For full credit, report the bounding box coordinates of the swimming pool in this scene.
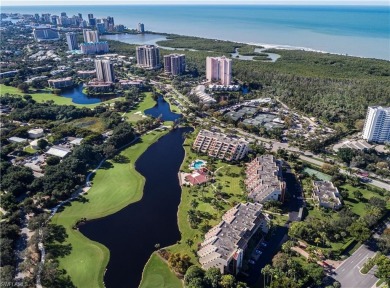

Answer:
[191,160,206,170]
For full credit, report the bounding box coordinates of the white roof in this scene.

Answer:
[70,138,83,145]
[28,128,44,134]
[8,136,28,143]
[46,146,70,158]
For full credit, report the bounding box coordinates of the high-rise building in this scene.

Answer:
[61,12,67,17]
[136,45,160,69]
[95,59,115,83]
[51,15,58,26]
[164,54,186,76]
[33,27,60,42]
[88,14,94,19]
[362,106,390,143]
[83,29,99,42]
[78,13,83,19]
[107,16,114,26]
[96,23,106,34]
[206,56,232,85]
[89,18,96,27]
[65,32,78,51]
[137,23,145,33]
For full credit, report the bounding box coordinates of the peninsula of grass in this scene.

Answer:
[0,84,123,108]
[50,130,168,288]
[124,92,156,123]
[139,253,182,288]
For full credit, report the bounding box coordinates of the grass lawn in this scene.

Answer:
[0,84,122,108]
[69,117,106,133]
[124,92,156,123]
[341,184,390,217]
[139,253,182,288]
[50,130,168,288]
[24,146,37,154]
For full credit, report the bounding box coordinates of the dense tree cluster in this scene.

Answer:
[184,266,248,288]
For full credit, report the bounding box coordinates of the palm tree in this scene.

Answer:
[262,264,272,287]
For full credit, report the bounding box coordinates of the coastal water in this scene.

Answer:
[2,5,389,60]
[60,84,116,104]
[144,95,181,121]
[80,126,192,288]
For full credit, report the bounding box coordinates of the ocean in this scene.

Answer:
[2,5,389,60]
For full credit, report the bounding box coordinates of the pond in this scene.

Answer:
[101,33,167,46]
[60,84,117,104]
[79,127,193,288]
[144,95,181,121]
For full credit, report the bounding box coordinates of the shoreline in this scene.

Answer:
[108,31,389,61]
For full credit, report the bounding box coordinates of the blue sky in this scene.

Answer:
[2,0,388,5]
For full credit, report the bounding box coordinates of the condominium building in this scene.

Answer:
[198,203,269,275]
[245,155,286,203]
[164,54,186,75]
[77,70,97,78]
[83,29,99,42]
[206,56,232,85]
[138,23,145,33]
[48,77,73,89]
[362,106,390,143]
[136,45,160,69]
[33,27,60,42]
[312,181,342,210]
[80,42,109,54]
[95,59,115,83]
[192,129,249,161]
[65,32,78,51]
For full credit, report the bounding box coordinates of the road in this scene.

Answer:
[333,244,378,288]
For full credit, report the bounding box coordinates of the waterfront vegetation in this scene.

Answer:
[139,253,182,288]
[0,84,122,108]
[51,130,168,288]
[123,92,156,123]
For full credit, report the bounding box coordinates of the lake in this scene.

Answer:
[79,127,192,288]
[60,84,116,104]
[101,33,167,46]
[144,95,181,121]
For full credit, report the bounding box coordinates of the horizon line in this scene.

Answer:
[2,3,389,6]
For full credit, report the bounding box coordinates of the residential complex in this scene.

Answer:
[362,106,390,143]
[33,27,60,42]
[312,181,342,210]
[65,32,78,51]
[77,70,97,78]
[83,29,99,42]
[206,56,232,85]
[80,42,109,54]
[192,129,249,161]
[95,59,115,82]
[164,54,186,76]
[48,77,73,89]
[136,45,160,69]
[245,155,286,203]
[198,203,269,275]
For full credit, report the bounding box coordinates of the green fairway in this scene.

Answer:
[124,92,156,123]
[0,84,122,108]
[51,130,167,288]
[139,253,182,288]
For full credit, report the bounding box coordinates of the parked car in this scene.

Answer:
[248,260,255,265]
[260,242,268,247]
[255,250,262,255]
